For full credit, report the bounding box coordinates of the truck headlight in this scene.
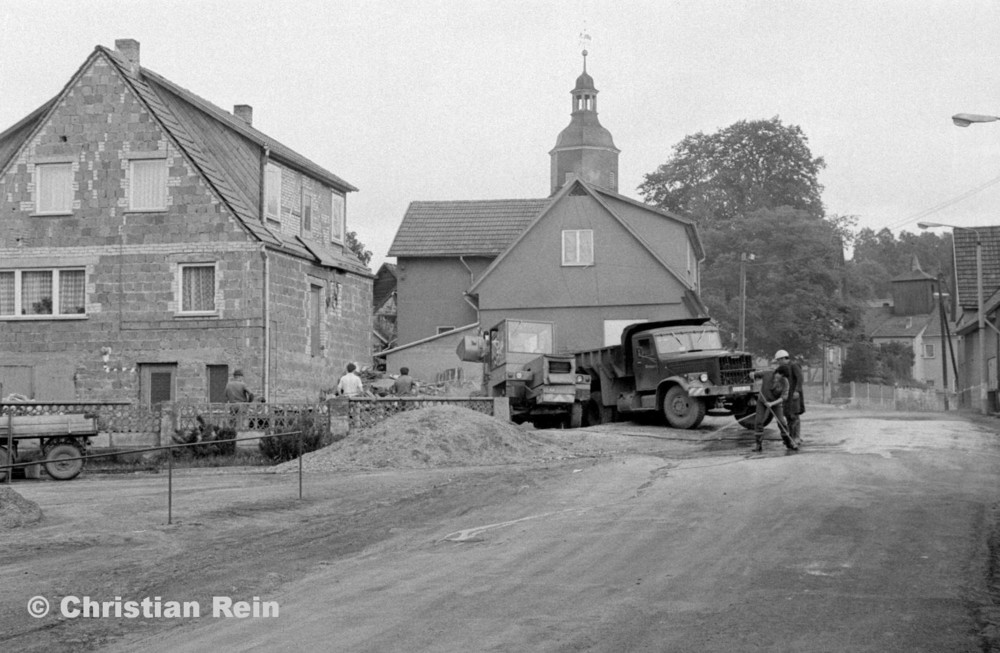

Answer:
[699,373,709,383]
[515,371,524,379]
[576,375,584,383]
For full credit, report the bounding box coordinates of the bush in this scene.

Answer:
[172,416,237,458]
[259,411,337,463]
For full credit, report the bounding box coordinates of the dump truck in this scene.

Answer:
[457,319,591,428]
[574,317,759,429]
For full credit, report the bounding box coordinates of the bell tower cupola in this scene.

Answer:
[549,35,620,195]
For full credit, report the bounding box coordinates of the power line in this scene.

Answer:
[884,173,1000,231]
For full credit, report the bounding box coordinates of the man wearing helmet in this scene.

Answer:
[774,349,805,447]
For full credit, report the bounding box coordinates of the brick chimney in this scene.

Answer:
[233,105,253,126]
[114,39,140,72]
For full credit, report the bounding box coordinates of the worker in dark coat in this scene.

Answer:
[774,350,805,447]
[752,365,795,452]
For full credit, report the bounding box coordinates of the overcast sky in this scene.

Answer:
[3,0,1000,270]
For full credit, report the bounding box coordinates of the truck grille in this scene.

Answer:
[719,354,754,385]
[548,360,572,374]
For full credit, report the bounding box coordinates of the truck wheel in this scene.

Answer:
[662,386,706,429]
[0,447,8,482]
[565,403,583,429]
[735,397,771,430]
[584,392,614,426]
[44,443,83,481]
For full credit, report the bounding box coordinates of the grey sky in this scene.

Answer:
[3,0,1000,269]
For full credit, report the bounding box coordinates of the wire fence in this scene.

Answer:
[1,428,309,525]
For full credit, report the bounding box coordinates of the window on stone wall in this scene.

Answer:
[0,268,86,318]
[265,163,282,225]
[179,264,216,314]
[331,192,345,243]
[35,163,73,214]
[302,188,312,234]
[310,283,322,357]
[129,159,167,211]
[562,229,594,266]
[923,343,935,358]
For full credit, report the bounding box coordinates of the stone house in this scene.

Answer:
[0,39,371,404]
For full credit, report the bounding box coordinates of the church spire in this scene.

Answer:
[549,34,620,196]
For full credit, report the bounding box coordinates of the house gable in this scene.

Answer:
[473,191,689,311]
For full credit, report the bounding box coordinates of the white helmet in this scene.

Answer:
[773,349,790,361]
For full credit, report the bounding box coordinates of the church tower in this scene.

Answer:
[549,45,620,195]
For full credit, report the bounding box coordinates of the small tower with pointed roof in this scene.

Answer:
[549,36,620,195]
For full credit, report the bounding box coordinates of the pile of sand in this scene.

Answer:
[0,487,43,528]
[276,405,586,472]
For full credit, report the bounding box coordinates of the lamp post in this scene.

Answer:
[917,221,986,413]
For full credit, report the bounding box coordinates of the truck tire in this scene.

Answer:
[584,392,615,426]
[565,402,583,429]
[44,443,84,481]
[662,385,706,429]
[0,447,8,482]
[735,397,771,430]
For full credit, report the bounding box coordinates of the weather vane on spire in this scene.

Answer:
[579,28,591,72]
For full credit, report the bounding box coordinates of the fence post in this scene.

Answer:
[159,403,175,448]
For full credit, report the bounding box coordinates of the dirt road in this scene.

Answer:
[3,407,1000,652]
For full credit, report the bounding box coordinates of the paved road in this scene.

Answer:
[116,409,1000,652]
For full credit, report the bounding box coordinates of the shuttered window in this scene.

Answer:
[562,229,594,266]
[129,159,167,210]
[36,163,73,214]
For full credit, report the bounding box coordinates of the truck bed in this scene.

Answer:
[0,414,98,439]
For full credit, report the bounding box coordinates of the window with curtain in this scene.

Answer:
[0,268,87,318]
[331,192,345,243]
[129,159,167,210]
[0,271,14,316]
[181,264,216,313]
[58,270,86,314]
[562,229,594,266]
[21,270,53,315]
[36,163,73,214]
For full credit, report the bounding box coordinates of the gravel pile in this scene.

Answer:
[274,405,593,472]
[0,487,43,528]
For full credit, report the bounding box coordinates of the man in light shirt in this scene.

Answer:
[337,362,364,397]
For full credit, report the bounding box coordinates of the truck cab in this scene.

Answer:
[457,319,590,427]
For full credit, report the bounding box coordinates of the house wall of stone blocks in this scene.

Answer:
[0,47,372,404]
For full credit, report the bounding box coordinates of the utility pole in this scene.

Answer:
[936,275,950,410]
[739,253,754,351]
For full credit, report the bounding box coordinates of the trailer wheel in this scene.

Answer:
[662,385,706,429]
[0,447,8,482]
[43,443,84,481]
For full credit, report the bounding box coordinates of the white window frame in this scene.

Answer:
[562,229,594,266]
[301,187,313,234]
[264,163,282,224]
[34,162,74,215]
[923,343,935,358]
[331,192,345,244]
[128,158,168,211]
[0,268,87,319]
[178,263,218,315]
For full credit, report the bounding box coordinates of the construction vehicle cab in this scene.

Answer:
[457,319,590,428]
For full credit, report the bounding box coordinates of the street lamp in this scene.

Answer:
[953,113,1000,128]
[917,221,986,413]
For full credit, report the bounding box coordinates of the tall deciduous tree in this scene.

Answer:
[639,117,826,228]
[640,117,852,360]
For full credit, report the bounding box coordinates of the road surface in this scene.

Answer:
[101,408,1000,652]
